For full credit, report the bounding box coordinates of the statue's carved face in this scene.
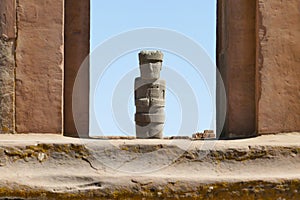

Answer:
[140,62,162,80]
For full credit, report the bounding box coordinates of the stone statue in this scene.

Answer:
[134,50,166,139]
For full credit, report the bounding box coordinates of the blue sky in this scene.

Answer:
[90,0,217,137]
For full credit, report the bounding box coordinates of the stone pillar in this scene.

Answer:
[15,0,64,133]
[64,0,90,138]
[217,0,257,139]
[0,0,16,133]
[135,51,166,139]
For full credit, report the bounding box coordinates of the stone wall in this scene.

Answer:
[256,0,300,134]
[217,0,300,138]
[0,0,16,133]
[15,0,64,133]
[0,0,64,134]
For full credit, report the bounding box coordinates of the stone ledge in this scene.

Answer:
[0,179,299,200]
[0,133,299,199]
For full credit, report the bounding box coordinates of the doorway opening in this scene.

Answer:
[89,0,217,137]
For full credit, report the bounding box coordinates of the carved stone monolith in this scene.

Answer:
[134,50,165,139]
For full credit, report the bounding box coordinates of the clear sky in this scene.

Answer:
[90,0,217,137]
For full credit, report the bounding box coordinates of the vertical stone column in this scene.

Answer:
[217,0,257,138]
[0,0,16,133]
[135,51,165,139]
[64,0,90,137]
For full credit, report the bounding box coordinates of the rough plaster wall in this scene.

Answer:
[15,0,64,133]
[217,0,256,138]
[257,0,300,133]
[0,0,16,133]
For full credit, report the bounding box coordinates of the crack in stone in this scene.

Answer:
[82,157,99,171]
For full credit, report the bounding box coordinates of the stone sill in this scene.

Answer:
[0,132,299,199]
[1,131,299,145]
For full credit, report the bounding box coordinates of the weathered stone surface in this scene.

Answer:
[15,0,64,133]
[0,133,299,199]
[0,0,16,134]
[217,0,257,138]
[0,180,299,199]
[64,0,90,137]
[257,0,300,134]
[0,0,16,39]
[0,39,15,133]
[135,51,165,139]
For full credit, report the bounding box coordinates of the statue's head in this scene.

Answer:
[138,50,163,80]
